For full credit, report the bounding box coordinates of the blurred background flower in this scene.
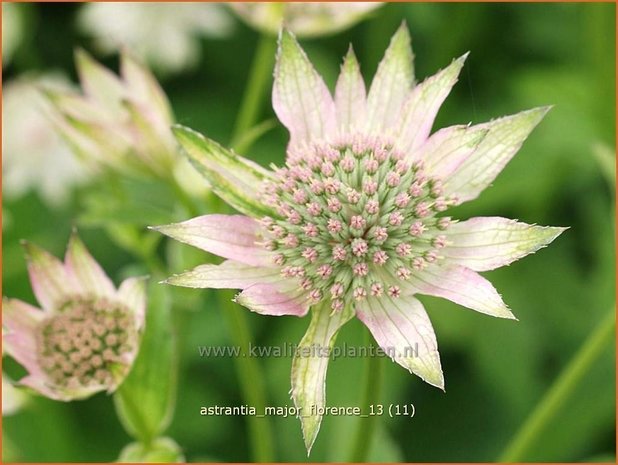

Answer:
[77,2,233,75]
[2,74,90,206]
[229,2,383,38]
[3,234,147,401]
[44,49,207,203]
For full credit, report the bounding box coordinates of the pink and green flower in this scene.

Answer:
[44,49,177,178]
[154,25,566,452]
[3,233,146,401]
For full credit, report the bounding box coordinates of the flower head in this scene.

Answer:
[155,25,566,452]
[45,49,206,196]
[230,2,382,38]
[44,50,174,177]
[3,233,146,401]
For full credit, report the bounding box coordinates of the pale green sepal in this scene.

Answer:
[444,106,552,203]
[120,51,174,125]
[74,48,124,114]
[273,29,336,147]
[397,53,469,153]
[356,295,444,390]
[172,125,277,218]
[335,46,366,133]
[117,437,185,463]
[121,99,175,174]
[291,303,354,455]
[365,23,414,132]
[443,217,568,271]
[164,261,280,289]
[40,87,103,122]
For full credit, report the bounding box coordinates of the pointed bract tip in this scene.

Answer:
[119,46,145,69]
[500,308,518,321]
[530,104,554,120]
[19,239,38,257]
[171,124,204,146]
[149,223,173,236]
[418,368,445,392]
[74,47,97,71]
[66,229,84,255]
[342,44,359,69]
[303,432,316,457]
[448,52,469,71]
[277,27,298,51]
[170,122,191,133]
[393,21,412,43]
[460,51,471,61]
[276,27,305,67]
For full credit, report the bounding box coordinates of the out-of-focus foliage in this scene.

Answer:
[2,3,615,462]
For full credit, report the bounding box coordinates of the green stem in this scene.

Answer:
[349,328,384,462]
[230,33,277,151]
[219,291,275,462]
[498,307,615,462]
[163,175,201,218]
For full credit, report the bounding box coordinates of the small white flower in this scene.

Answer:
[2,75,90,206]
[77,2,234,74]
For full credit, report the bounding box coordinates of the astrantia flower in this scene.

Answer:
[2,234,146,401]
[230,2,382,38]
[45,50,175,177]
[2,75,90,206]
[78,3,233,74]
[155,26,566,452]
[45,49,203,193]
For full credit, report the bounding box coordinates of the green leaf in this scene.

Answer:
[114,282,177,443]
[172,124,277,218]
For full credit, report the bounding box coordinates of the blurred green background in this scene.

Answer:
[2,2,615,462]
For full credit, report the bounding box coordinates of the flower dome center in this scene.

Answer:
[261,135,455,311]
[36,297,137,390]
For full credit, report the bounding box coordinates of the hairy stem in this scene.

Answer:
[230,33,277,151]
